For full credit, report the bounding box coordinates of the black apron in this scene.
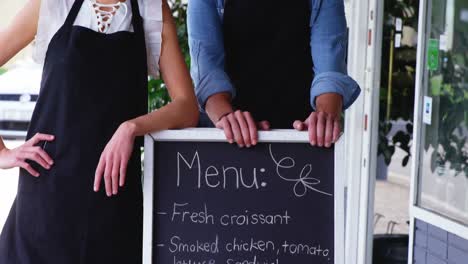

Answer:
[0,0,147,263]
[224,0,313,128]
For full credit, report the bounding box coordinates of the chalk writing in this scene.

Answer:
[153,141,335,263]
[177,152,264,190]
[166,202,292,227]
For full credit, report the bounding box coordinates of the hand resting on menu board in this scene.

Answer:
[206,93,271,148]
[216,112,271,148]
[293,93,343,148]
[208,92,343,148]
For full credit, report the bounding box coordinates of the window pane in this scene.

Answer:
[418,0,468,225]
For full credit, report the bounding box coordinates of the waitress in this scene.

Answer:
[188,0,361,148]
[0,0,198,263]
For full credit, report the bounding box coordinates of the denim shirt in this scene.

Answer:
[187,0,361,111]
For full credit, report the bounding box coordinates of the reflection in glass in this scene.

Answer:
[418,0,468,225]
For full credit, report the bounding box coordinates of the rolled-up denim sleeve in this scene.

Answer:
[187,0,235,110]
[310,0,361,110]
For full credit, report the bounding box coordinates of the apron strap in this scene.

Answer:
[64,0,86,28]
[130,0,144,36]
[129,0,149,111]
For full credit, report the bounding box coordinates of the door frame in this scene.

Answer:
[408,0,468,262]
[344,0,384,263]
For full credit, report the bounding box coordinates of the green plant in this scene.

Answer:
[378,122,395,165]
[377,0,419,167]
[425,55,468,177]
[148,0,189,112]
[377,121,413,167]
[0,68,6,75]
[423,0,468,178]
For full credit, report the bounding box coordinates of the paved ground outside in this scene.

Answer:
[374,180,410,234]
[374,147,411,235]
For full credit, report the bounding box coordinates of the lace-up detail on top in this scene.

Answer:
[91,0,127,33]
[34,0,163,78]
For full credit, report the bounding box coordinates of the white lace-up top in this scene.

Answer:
[34,0,162,78]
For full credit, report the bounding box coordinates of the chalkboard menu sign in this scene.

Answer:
[143,129,344,264]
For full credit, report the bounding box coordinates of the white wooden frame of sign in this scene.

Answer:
[142,128,345,264]
[408,1,468,262]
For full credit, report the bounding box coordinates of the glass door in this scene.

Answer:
[417,0,468,225]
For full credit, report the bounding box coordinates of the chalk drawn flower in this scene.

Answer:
[268,144,332,198]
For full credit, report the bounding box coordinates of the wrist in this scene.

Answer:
[121,121,138,138]
[205,93,234,123]
[316,93,343,112]
[216,111,232,123]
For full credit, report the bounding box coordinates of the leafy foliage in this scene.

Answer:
[421,0,468,177]
[0,68,6,75]
[425,53,468,177]
[148,0,189,112]
[378,0,419,166]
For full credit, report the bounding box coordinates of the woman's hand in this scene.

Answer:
[216,111,270,148]
[293,93,343,148]
[94,122,136,197]
[0,133,55,177]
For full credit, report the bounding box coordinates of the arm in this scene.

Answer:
[0,0,55,176]
[0,0,40,66]
[187,0,234,121]
[294,0,361,147]
[94,1,199,196]
[0,0,41,150]
[187,0,269,147]
[124,1,199,134]
[309,0,360,110]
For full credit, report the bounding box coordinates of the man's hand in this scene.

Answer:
[206,93,270,147]
[293,93,343,147]
[216,111,270,147]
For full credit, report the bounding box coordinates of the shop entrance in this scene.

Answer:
[409,0,468,263]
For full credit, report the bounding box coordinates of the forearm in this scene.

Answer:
[309,0,360,110]
[205,93,234,123]
[0,0,40,66]
[126,97,199,137]
[125,0,199,137]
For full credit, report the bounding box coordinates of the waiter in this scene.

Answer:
[188,0,361,148]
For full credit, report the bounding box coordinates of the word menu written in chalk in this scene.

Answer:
[153,141,334,264]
